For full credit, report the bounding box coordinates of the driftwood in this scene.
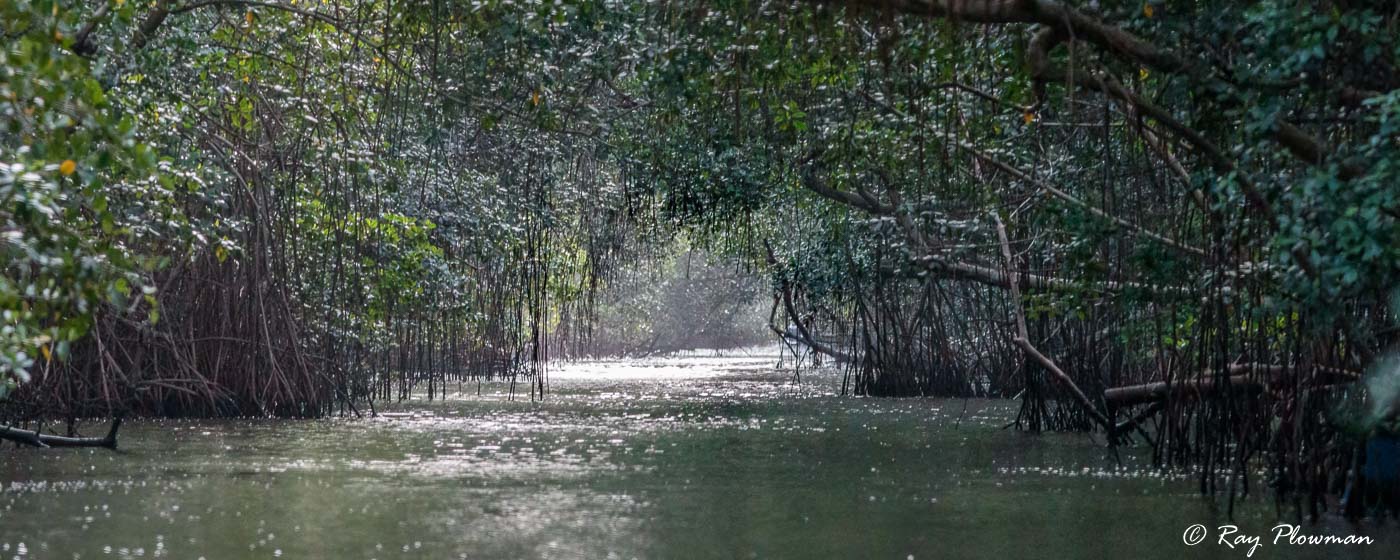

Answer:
[0,418,123,449]
[1103,364,1360,407]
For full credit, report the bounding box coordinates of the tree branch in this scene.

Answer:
[72,2,114,56]
[1103,364,1361,407]
[0,418,123,449]
[763,240,855,363]
[796,154,1189,296]
[993,212,1112,431]
[860,90,1205,257]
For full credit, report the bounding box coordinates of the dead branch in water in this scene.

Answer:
[0,417,123,449]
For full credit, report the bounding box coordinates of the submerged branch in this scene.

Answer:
[0,418,123,450]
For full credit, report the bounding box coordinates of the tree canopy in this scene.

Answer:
[3,0,1399,507]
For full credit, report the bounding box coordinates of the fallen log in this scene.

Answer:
[0,417,123,449]
[1104,364,1360,407]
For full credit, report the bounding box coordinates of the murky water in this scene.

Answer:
[2,348,1395,559]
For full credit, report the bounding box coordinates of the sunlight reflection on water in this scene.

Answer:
[2,345,1396,559]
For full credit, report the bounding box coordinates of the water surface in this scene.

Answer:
[2,348,1394,559]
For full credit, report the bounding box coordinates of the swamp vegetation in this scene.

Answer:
[3,0,1400,540]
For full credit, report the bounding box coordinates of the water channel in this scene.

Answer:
[2,348,1394,559]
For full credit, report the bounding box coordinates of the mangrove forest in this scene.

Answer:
[3,0,1400,558]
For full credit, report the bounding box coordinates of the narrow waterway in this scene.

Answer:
[2,348,1394,559]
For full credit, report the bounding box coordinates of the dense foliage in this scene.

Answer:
[3,0,1398,511]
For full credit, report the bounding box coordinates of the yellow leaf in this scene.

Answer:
[531,91,541,106]
[1022,111,1036,125]
[1143,3,1154,18]
[40,344,52,363]
[59,160,77,176]
[246,11,254,25]
[1139,67,1149,80]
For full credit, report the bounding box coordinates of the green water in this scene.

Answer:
[2,349,1395,559]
